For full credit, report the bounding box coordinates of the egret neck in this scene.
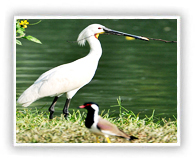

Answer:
[86,35,102,62]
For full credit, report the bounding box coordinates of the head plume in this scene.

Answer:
[77,27,89,46]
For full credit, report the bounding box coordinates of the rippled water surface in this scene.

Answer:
[16,19,177,120]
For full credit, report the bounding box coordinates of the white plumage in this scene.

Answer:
[17,23,148,119]
[17,24,105,118]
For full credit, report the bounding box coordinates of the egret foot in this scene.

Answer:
[63,98,71,120]
[48,96,58,119]
[64,112,69,120]
[49,111,54,119]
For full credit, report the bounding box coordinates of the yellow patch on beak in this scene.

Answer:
[95,32,104,39]
[95,33,100,39]
[125,36,135,40]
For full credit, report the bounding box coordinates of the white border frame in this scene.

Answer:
[14,16,180,147]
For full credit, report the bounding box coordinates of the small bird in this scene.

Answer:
[79,102,138,143]
[17,24,148,119]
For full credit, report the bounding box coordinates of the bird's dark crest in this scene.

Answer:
[83,102,99,107]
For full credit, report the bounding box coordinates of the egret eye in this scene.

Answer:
[98,27,101,29]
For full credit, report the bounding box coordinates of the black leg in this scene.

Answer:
[63,98,71,119]
[48,96,58,119]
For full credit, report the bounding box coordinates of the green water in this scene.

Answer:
[16,19,177,120]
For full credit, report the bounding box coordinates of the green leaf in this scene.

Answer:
[25,35,42,44]
[16,29,24,34]
[16,39,22,45]
[16,29,25,38]
[16,20,21,28]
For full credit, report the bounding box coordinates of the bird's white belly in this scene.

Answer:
[88,123,104,136]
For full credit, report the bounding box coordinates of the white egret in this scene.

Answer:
[17,24,149,119]
[79,102,138,143]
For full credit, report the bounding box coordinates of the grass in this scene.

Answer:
[16,98,177,143]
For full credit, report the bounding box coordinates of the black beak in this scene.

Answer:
[103,27,149,41]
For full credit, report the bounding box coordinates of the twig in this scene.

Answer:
[29,20,42,26]
[147,37,177,43]
[16,33,25,38]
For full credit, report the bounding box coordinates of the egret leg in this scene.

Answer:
[105,137,111,143]
[63,99,71,119]
[48,96,58,119]
[96,136,100,143]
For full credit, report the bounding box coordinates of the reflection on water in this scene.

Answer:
[16,19,177,120]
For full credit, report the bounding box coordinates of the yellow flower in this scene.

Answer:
[23,25,27,28]
[19,20,29,28]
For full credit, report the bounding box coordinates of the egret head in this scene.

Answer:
[77,24,105,46]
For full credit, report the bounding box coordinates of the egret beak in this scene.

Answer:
[103,27,149,41]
